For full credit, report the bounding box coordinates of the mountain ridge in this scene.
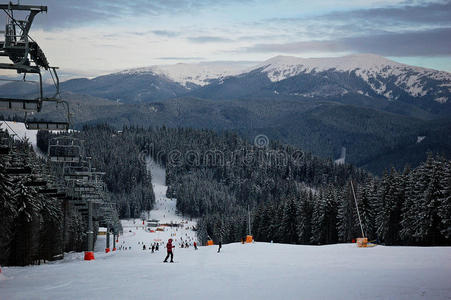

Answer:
[54,54,451,117]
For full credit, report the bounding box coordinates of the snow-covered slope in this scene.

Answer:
[253,54,451,101]
[2,239,450,299]
[119,61,251,88]
[1,161,451,299]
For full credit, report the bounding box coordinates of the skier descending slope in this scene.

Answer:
[164,238,175,263]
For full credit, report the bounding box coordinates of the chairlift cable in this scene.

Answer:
[49,68,59,96]
[1,120,26,143]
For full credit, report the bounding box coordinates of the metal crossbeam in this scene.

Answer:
[25,121,69,131]
[0,4,47,11]
[0,97,41,111]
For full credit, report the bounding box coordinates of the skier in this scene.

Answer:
[164,238,175,263]
[143,244,146,250]
[193,241,198,250]
[217,241,222,253]
[156,243,159,251]
[152,244,155,253]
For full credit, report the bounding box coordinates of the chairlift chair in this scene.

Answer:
[0,2,70,129]
[48,136,82,163]
[64,171,91,182]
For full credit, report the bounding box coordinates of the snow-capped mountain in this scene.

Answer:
[118,61,252,88]
[59,54,451,118]
[252,54,450,102]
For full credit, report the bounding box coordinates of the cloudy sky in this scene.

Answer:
[3,0,451,76]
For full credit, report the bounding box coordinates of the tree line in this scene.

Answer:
[37,125,155,219]
[0,130,88,266]
[37,125,451,247]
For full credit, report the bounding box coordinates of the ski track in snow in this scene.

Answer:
[1,161,451,299]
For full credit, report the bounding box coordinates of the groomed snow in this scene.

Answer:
[1,162,451,299]
[1,240,450,299]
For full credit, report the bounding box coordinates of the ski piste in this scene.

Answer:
[1,160,450,299]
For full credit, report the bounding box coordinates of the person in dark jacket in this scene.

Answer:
[164,238,175,262]
[194,241,198,250]
[217,241,222,253]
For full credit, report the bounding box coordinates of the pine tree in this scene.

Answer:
[280,197,299,244]
[419,157,444,245]
[438,159,451,241]
[310,193,326,245]
[337,184,358,242]
[410,154,437,244]
[400,166,420,243]
[10,181,41,266]
[297,192,313,244]
[0,159,16,264]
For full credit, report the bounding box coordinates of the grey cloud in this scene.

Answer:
[327,1,451,26]
[265,1,451,26]
[16,0,253,29]
[187,36,234,43]
[157,57,204,60]
[258,1,451,41]
[151,30,181,37]
[244,28,451,56]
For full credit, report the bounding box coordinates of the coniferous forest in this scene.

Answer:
[1,129,88,266]
[37,126,155,219]
[35,125,450,247]
[2,123,449,267]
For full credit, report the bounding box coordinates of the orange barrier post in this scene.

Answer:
[84,251,95,260]
[105,248,110,253]
[206,240,214,246]
[113,247,116,251]
[245,235,253,243]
